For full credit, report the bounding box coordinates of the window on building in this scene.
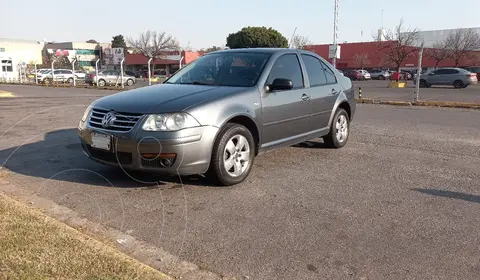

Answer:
[1,60,13,72]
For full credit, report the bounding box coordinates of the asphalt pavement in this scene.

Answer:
[1,85,480,280]
[353,80,480,103]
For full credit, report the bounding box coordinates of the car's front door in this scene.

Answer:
[428,69,445,85]
[260,53,311,147]
[300,54,340,131]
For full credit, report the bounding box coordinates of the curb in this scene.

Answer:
[0,82,159,91]
[355,98,480,109]
[0,90,15,98]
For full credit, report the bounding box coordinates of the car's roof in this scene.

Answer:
[210,48,308,55]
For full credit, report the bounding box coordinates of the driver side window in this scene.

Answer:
[266,54,304,90]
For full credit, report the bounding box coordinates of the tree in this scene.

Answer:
[126,30,179,71]
[290,35,311,49]
[86,39,98,44]
[444,28,480,67]
[425,42,450,68]
[111,35,127,49]
[198,46,222,55]
[226,26,288,49]
[375,19,420,73]
[353,53,370,69]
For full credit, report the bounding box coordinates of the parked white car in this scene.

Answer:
[37,69,76,84]
[356,69,371,80]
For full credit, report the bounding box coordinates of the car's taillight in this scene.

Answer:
[90,74,95,78]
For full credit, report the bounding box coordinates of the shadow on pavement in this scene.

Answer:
[0,128,210,188]
[412,188,480,204]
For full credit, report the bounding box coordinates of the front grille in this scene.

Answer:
[88,108,143,132]
[86,145,133,165]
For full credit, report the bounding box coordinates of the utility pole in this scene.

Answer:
[332,0,340,68]
[414,42,424,103]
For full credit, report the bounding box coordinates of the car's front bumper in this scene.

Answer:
[78,121,219,176]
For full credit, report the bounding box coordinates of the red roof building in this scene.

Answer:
[305,41,480,70]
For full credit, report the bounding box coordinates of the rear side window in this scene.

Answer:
[266,54,304,89]
[322,62,337,84]
[301,54,327,87]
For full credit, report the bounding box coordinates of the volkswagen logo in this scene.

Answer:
[101,111,116,128]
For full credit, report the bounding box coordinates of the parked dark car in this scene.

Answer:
[78,48,356,186]
[344,70,361,80]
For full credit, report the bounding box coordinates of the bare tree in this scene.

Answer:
[426,42,451,68]
[375,19,420,74]
[444,28,480,67]
[353,53,370,69]
[127,30,180,61]
[290,35,311,49]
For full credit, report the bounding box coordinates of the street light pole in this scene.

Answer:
[332,0,340,68]
[414,42,424,103]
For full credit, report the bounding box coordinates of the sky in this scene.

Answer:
[1,0,479,50]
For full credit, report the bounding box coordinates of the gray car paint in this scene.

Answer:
[78,48,356,175]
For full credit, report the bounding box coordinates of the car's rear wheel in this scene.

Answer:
[453,80,464,89]
[379,75,385,80]
[67,78,73,84]
[207,123,255,186]
[323,108,350,149]
[126,79,134,86]
[98,79,106,87]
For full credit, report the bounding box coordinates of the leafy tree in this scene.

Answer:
[226,26,288,49]
[198,46,223,55]
[111,35,127,49]
[86,39,98,44]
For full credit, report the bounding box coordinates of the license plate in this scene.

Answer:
[91,132,112,151]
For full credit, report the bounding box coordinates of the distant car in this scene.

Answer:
[345,70,361,81]
[415,67,478,88]
[369,69,391,80]
[37,69,75,84]
[356,69,371,80]
[125,70,136,77]
[85,70,136,87]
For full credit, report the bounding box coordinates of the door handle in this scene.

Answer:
[331,88,339,95]
[301,94,310,101]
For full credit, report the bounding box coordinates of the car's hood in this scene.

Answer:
[92,84,248,114]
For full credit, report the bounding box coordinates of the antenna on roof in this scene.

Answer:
[381,9,384,28]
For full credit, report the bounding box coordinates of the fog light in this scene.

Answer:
[160,158,174,167]
[140,153,176,168]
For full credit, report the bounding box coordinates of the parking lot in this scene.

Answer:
[1,84,480,279]
[353,80,480,103]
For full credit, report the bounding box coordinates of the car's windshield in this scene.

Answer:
[166,52,272,87]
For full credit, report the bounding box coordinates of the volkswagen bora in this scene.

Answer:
[78,48,356,186]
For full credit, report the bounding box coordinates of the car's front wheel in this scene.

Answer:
[323,108,350,149]
[207,123,255,186]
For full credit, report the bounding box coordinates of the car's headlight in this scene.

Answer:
[142,113,200,131]
[81,105,92,122]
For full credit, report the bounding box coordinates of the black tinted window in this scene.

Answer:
[322,62,337,84]
[301,54,327,87]
[450,69,459,74]
[267,54,304,89]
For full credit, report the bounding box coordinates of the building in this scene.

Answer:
[125,51,201,75]
[0,38,44,79]
[408,27,480,49]
[43,41,111,71]
[306,40,480,71]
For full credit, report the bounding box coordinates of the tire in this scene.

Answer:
[207,123,255,186]
[67,78,73,84]
[98,79,106,87]
[453,80,464,89]
[419,79,428,88]
[126,79,134,86]
[323,108,350,149]
[379,75,385,80]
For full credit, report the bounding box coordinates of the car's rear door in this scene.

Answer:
[260,53,311,147]
[300,53,341,130]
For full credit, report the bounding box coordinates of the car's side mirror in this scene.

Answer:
[428,72,434,76]
[268,78,293,91]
